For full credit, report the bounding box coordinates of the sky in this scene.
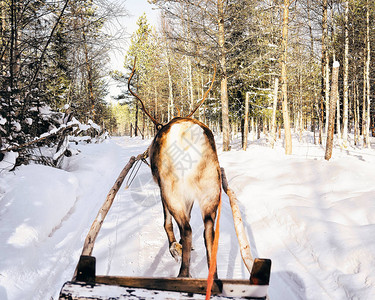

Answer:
[105,0,159,102]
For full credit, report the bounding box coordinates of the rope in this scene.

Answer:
[125,147,150,189]
[125,158,142,189]
[205,188,222,300]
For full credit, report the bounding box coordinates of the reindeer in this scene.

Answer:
[128,60,220,278]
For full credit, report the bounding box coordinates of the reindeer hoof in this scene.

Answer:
[170,242,182,261]
[178,271,191,278]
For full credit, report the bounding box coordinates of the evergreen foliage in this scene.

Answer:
[0,0,121,168]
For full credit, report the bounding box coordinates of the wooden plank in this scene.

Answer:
[60,281,268,300]
[59,281,267,300]
[96,276,220,295]
[69,255,270,298]
[95,276,268,298]
[250,258,271,285]
[76,256,95,283]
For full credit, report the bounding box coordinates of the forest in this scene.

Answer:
[1,0,374,169]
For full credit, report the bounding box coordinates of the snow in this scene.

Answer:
[11,121,21,132]
[0,132,375,300]
[0,116,6,125]
[61,281,250,299]
[39,105,53,119]
[25,118,33,125]
[78,123,90,131]
[88,119,101,131]
[67,117,81,127]
[0,151,18,172]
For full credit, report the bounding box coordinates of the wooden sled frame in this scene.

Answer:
[59,255,270,299]
[59,155,272,299]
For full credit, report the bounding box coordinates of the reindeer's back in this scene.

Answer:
[150,118,221,203]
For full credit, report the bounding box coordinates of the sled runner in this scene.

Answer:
[58,155,271,300]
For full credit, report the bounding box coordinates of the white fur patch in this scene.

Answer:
[163,122,205,180]
[157,120,220,212]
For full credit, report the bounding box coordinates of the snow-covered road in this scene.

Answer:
[1,133,375,299]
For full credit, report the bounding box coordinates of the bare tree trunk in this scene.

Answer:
[142,108,145,140]
[167,58,174,122]
[363,0,371,147]
[354,79,360,145]
[336,89,341,139]
[342,0,349,146]
[161,15,174,121]
[298,67,303,141]
[83,30,95,120]
[218,0,230,151]
[271,78,279,149]
[200,73,205,122]
[8,0,16,134]
[1,0,7,75]
[324,58,330,136]
[281,0,292,155]
[187,56,194,111]
[320,0,328,144]
[251,117,255,141]
[325,61,340,161]
[154,86,158,121]
[307,0,319,145]
[184,11,194,113]
[362,52,366,144]
[135,101,139,137]
[331,9,340,141]
[243,92,249,150]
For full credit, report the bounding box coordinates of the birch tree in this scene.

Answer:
[325,61,339,160]
[362,0,371,147]
[151,0,262,152]
[270,78,279,149]
[281,0,293,155]
[342,0,349,147]
[217,0,230,151]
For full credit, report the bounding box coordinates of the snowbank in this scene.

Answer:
[0,151,18,172]
[3,165,79,248]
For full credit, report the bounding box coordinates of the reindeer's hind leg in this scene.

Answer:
[201,188,220,279]
[162,200,182,261]
[164,198,194,278]
[173,212,193,277]
[203,209,218,279]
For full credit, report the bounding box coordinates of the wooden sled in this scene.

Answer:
[58,155,271,299]
[59,255,270,299]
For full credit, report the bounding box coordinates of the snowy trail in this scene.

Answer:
[219,139,375,300]
[1,134,375,299]
[0,138,149,300]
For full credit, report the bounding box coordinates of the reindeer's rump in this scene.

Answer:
[150,117,221,207]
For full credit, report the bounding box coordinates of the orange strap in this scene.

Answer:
[205,188,222,300]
